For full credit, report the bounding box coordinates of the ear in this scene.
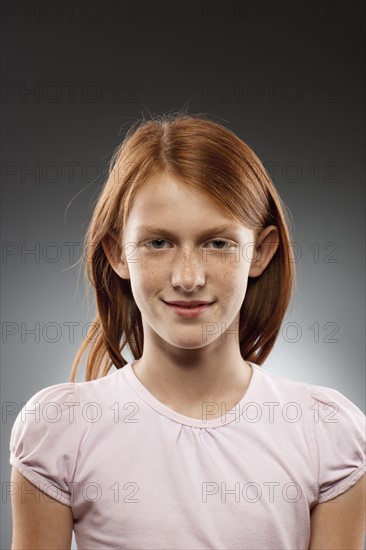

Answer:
[249,225,280,278]
[101,231,131,280]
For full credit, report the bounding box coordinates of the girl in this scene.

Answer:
[10,112,366,549]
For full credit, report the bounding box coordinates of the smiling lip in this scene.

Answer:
[163,300,214,318]
[164,300,213,307]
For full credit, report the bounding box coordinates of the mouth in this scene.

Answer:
[162,301,214,318]
[163,300,214,307]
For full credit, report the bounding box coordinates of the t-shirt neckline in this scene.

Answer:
[122,359,263,428]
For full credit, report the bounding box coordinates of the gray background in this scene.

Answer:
[1,1,365,548]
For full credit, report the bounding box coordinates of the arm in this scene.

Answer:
[309,473,366,549]
[11,467,73,550]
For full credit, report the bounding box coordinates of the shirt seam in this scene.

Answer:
[68,381,79,494]
[305,383,321,503]
[10,454,71,506]
[318,460,366,502]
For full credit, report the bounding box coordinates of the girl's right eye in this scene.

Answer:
[145,239,168,249]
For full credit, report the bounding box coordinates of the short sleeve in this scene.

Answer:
[9,382,78,506]
[307,384,366,503]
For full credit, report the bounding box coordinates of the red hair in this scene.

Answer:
[69,112,296,381]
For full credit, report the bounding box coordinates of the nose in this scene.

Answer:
[171,247,206,292]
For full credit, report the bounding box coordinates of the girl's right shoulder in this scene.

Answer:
[9,381,79,506]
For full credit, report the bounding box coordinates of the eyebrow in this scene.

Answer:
[135,224,241,238]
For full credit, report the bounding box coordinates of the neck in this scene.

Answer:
[131,345,252,414]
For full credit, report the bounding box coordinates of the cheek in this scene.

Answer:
[218,263,249,301]
[129,263,163,302]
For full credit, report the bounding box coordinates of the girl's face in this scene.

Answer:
[107,172,265,351]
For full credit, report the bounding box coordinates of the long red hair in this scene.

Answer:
[69,112,296,381]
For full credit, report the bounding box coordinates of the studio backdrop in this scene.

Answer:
[1,1,365,548]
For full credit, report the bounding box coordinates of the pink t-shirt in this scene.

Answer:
[9,360,366,549]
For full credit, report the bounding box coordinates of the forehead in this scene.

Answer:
[128,173,232,221]
[124,173,251,238]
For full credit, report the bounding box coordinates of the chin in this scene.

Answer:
[162,335,214,350]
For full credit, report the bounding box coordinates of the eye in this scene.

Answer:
[207,239,236,250]
[144,239,236,250]
[145,239,169,250]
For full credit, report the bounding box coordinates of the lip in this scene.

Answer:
[164,300,213,307]
[163,301,214,318]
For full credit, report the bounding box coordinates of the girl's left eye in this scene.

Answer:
[145,239,235,250]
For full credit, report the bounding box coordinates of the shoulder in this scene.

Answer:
[10,368,127,439]
[253,364,311,403]
[256,364,365,420]
[257,366,366,503]
[10,381,77,433]
[9,381,78,505]
[304,381,365,503]
[304,381,365,437]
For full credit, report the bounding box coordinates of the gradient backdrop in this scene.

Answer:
[1,1,365,548]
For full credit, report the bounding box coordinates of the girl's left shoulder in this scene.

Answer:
[257,365,366,503]
[303,381,365,503]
